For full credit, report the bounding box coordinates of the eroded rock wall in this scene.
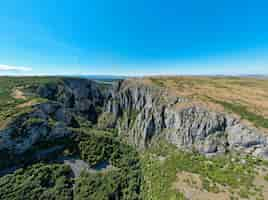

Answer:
[105,80,268,159]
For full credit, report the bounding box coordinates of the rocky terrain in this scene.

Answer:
[0,78,103,155]
[0,76,268,200]
[104,78,268,159]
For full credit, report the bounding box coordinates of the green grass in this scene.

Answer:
[141,140,262,200]
[22,117,45,127]
[0,77,61,126]
[211,99,268,129]
[264,173,268,182]
[150,78,165,87]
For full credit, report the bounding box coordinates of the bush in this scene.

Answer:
[76,129,142,200]
[74,171,122,200]
[97,112,116,130]
[0,163,73,200]
[141,140,258,199]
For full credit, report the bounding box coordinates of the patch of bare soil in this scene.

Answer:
[173,171,231,200]
[174,169,268,200]
[253,167,268,199]
[12,88,26,100]
[16,100,36,108]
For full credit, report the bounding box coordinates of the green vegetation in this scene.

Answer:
[0,76,144,200]
[0,127,143,200]
[75,129,142,200]
[0,77,59,127]
[264,173,268,182]
[22,117,45,127]
[212,99,268,129]
[150,78,165,87]
[141,140,263,200]
[119,109,139,131]
[0,163,73,200]
[78,134,114,166]
[74,170,122,200]
[97,112,116,129]
[0,136,75,171]
[1,76,268,199]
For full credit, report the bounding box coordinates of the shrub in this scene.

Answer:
[0,163,73,200]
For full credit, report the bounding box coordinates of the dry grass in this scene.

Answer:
[147,76,268,116]
[16,100,38,108]
[174,170,268,200]
[253,167,268,199]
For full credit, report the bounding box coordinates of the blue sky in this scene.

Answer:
[0,0,267,76]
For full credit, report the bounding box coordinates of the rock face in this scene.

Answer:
[38,78,104,122]
[0,102,75,154]
[1,78,268,161]
[104,80,268,159]
[0,78,105,155]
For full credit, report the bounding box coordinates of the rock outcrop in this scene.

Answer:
[0,102,75,154]
[104,79,268,159]
[0,78,105,155]
[38,78,104,122]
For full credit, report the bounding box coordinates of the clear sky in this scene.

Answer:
[0,0,267,76]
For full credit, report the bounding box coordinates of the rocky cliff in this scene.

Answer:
[1,77,268,161]
[104,79,268,159]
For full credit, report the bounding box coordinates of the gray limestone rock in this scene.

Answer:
[105,79,268,159]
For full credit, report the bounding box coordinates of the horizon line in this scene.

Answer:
[0,73,268,78]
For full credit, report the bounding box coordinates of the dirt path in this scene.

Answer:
[16,100,36,108]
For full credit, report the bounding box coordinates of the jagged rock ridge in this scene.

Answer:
[104,79,268,159]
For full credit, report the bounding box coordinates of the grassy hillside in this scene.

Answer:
[141,139,268,200]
